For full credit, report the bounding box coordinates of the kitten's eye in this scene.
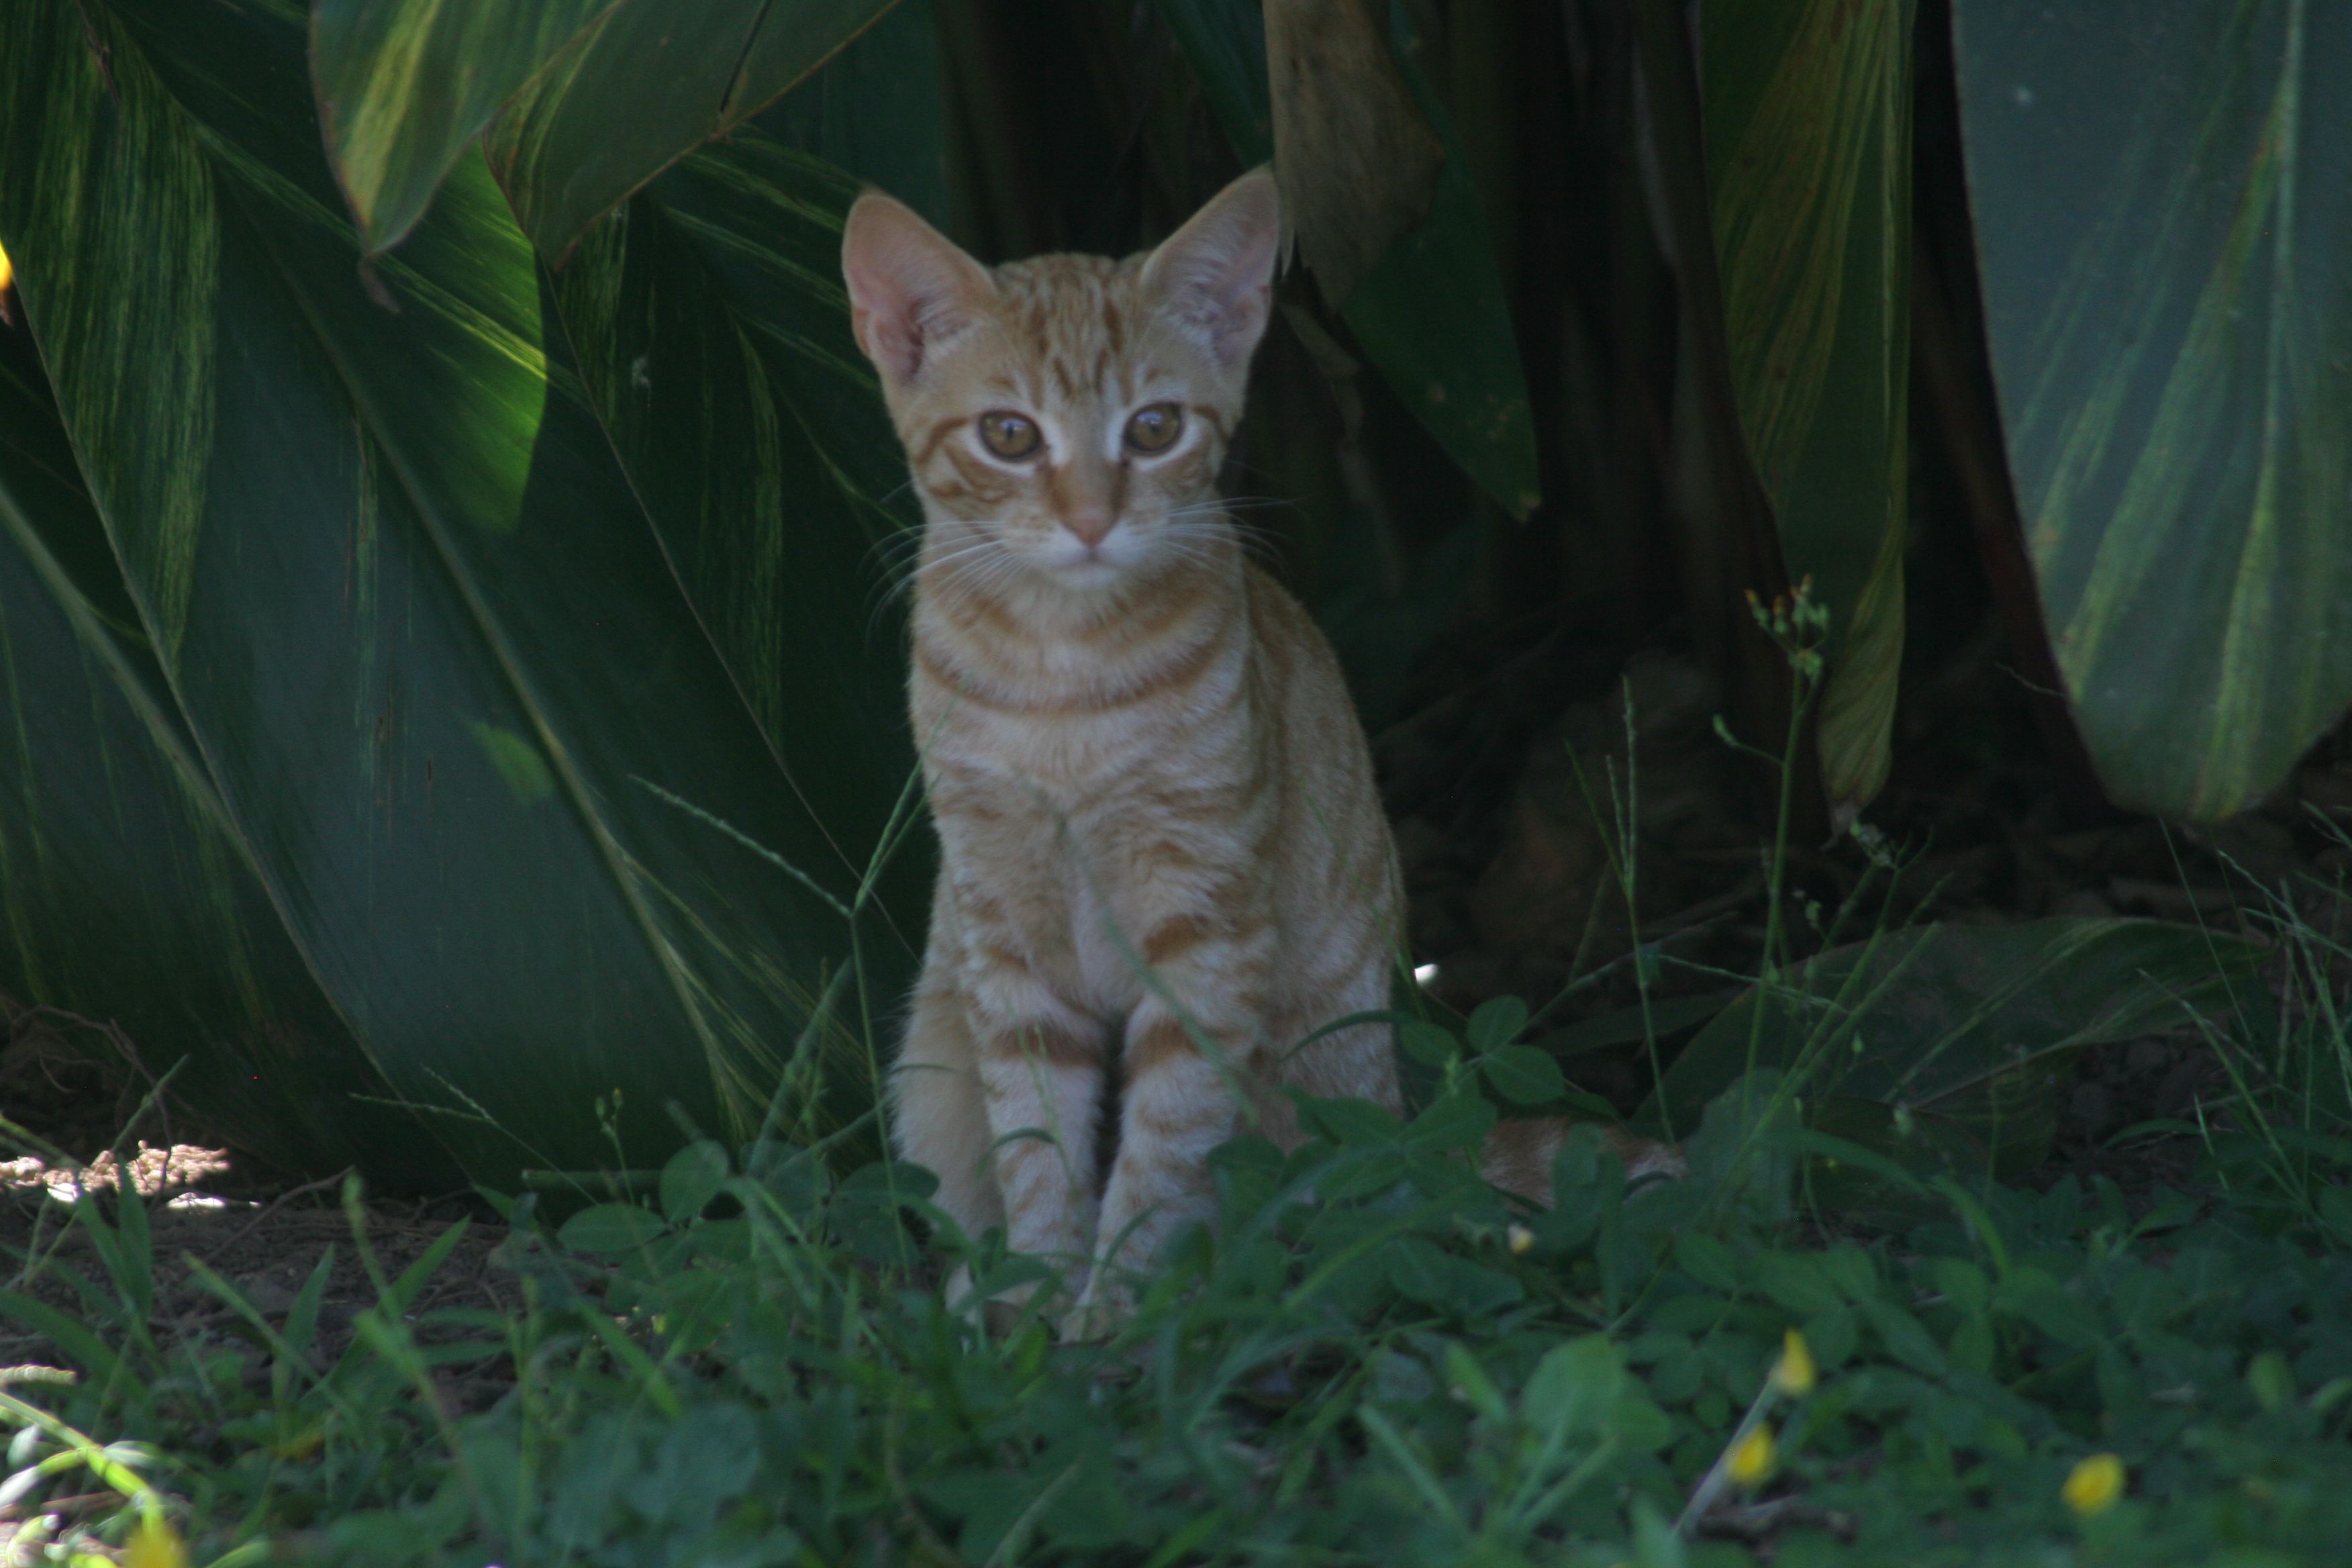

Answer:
[1124,403,1184,455]
[977,411,1042,460]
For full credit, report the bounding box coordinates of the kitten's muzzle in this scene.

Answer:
[1046,452,1124,548]
[1063,505,1116,548]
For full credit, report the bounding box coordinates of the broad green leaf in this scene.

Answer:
[756,0,950,230]
[658,1139,729,1224]
[1404,1090,1494,1155]
[550,134,929,983]
[1154,0,1272,165]
[1261,0,1444,306]
[1384,1234,1522,1314]
[1645,918,2263,1174]
[559,1201,665,1254]
[1464,995,1529,1055]
[1480,1046,1566,1106]
[1953,0,2352,818]
[483,0,898,261]
[310,0,624,255]
[0,0,905,1184]
[1704,0,1915,812]
[0,325,453,1187]
[1398,1018,1458,1068]
[1157,0,1540,516]
[1533,991,1738,1059]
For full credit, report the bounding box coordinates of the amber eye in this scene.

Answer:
[1123,402,1184,454]
[977,411,1042,460]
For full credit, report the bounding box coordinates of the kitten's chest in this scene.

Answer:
[942,703,1158,797]
[1064,867,1139,1017]
[939,781,1159,1016]
[930,713,1238,1016]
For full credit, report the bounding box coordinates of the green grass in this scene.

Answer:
[7,971,2352,1568]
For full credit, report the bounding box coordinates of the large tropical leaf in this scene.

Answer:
[1261,0,1445,307]
[756,0,951,230]
[1626,0,1799,765]
[1953,0,2352,819]
[1645,918,2263,1175]
[483,0,899,262]
[0,322,455,1187]
[553,134,930,1003]
[0,0,910,1185]
[309,0,622,256]
[1156,0,1540,516]
[1703,0,1916,815]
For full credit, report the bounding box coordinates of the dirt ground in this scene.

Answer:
[0,1023,513,1391]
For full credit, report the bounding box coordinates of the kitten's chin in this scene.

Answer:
[1032,534,1139,587]
[1050,558,1127,589]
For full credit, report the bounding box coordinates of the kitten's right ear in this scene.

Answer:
[841,195,995,385]
[1142,168,1281,370]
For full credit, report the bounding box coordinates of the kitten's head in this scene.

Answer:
[842,171,1277,593]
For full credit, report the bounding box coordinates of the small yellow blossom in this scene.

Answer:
[1727,1423,1776,1487]
[0,240,13,296]
[124,1516,191,1568]
[1507,1224,1535,1256]
[2063,1453,2125,1516]
[1769,1328,1817,1397]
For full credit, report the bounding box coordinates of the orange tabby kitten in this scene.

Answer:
[842,171,1676,1332]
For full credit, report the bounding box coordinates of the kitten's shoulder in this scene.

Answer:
[1241,562,1350,695]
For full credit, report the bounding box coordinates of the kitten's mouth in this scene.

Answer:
[1054,554,1123,584]
[1042,532,1129,579]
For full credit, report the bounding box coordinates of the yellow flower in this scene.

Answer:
[1727,1423,1776,1487]
[2063,1453,2125,1516]
[1769,1328,1816,1397]
[124,1516,191,1568]
[1506,1224,1534,1256]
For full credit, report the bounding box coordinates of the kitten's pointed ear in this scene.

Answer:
[1142,168,1280,369]
[842,194,995,385]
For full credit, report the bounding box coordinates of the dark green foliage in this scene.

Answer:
[1651,918,2267,1175]
[1954,0,2352,818]
[12,1056,2352,1564]
[0,0,917,1186]
[1163,0,1542,518]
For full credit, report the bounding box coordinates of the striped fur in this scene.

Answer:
[842,172,1677,1332]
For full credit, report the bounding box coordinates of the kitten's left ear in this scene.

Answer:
[1142,168,1280,369]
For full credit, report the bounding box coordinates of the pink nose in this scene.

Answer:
[1064,507,1114,548]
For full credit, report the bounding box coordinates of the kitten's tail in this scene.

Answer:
[1481,1120,1685,1206]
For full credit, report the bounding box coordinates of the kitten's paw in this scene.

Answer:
[1623,1137,1687,1183]
[946,1261,1091,1338]
[943,1261,981,1312]
[1053,1297,1122,1343]
[1054,1275,1134,1342]
[944,1262,1010,1330]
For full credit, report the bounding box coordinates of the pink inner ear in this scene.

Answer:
[851,299,922,383]
[1148,173,1280,369]
[842,197,989,383]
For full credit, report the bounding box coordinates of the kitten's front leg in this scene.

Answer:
[891,905,1004,1244]
[1069,926,1272,1335]
[963,957,1108,1309]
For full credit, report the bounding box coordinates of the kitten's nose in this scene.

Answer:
[1050,456,1122,549]
[1063,505,1115,548]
